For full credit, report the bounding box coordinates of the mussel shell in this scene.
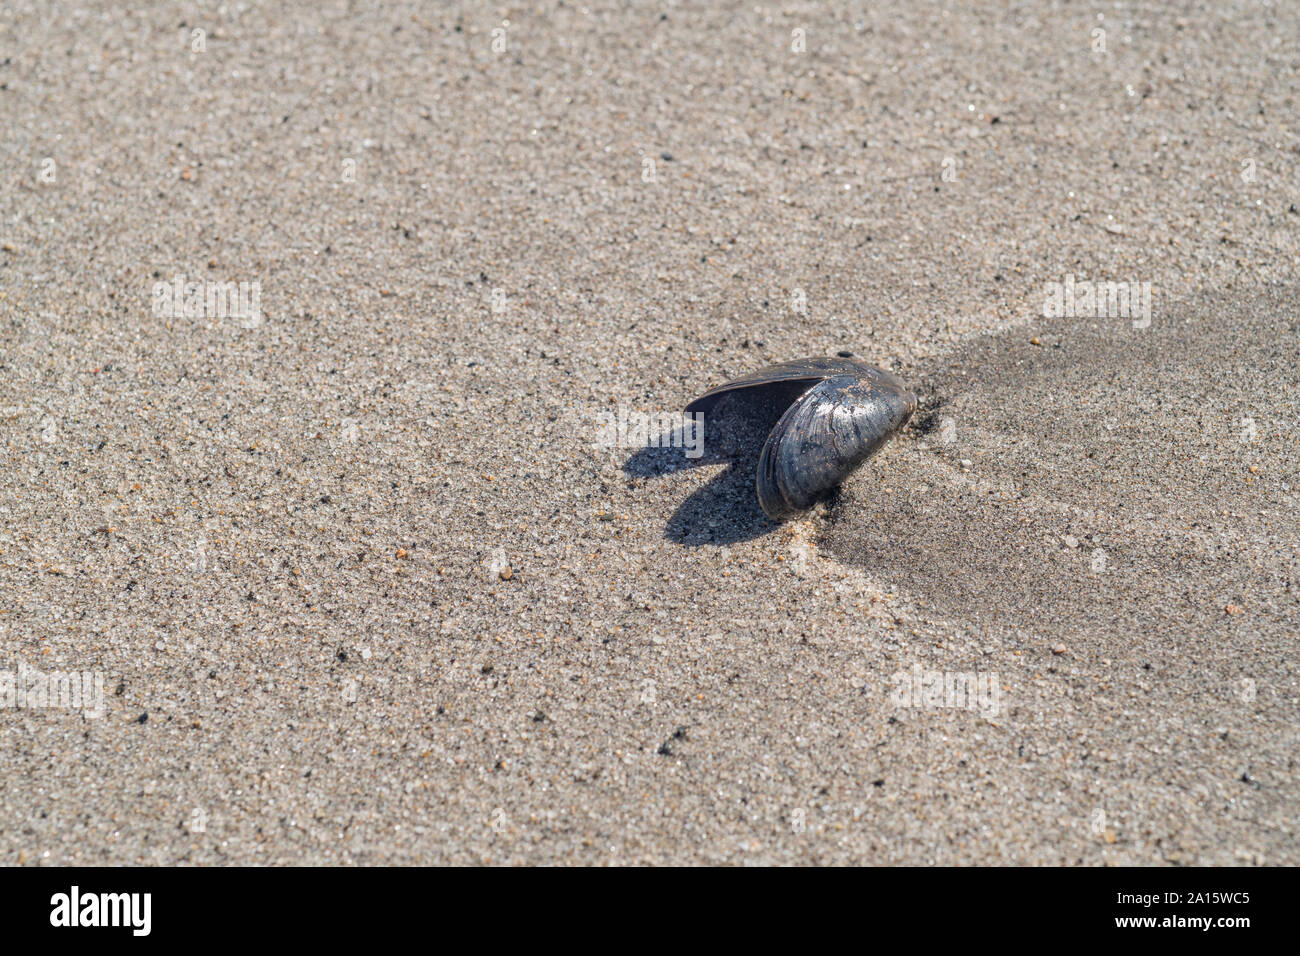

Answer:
[686,357,916,520]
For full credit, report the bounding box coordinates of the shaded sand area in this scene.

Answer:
[827,285,1298,639]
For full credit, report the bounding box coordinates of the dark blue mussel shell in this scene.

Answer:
[686,356,916,520]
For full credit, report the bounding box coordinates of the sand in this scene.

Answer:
[0,1,1296,864]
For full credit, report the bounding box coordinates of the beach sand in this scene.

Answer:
[1,1,1296,863]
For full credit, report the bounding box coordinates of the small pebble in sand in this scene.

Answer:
[1225,604,1245,615]
[499,566,513,581]
[1052,643,1067,655]
[1063,535,1079,549]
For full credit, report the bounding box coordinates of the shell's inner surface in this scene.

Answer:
[687,357,916,520]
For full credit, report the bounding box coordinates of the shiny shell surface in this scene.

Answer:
[686,356,916,520]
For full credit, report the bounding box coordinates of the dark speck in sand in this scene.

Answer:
[657,727,688,755]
